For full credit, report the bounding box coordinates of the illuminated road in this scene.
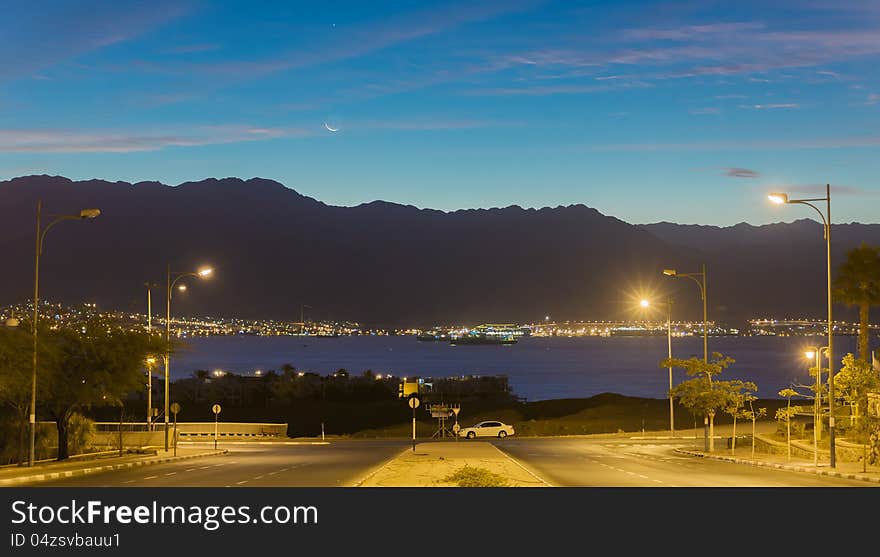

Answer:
[491,437,879,487]
[24,440,410,487]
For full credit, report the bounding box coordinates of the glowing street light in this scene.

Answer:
[29,201,101,466]
[164,264,214,451]
[767,184,836,467]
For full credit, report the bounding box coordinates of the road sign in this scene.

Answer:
[452,423,460,433]
[170,402,181,414]
[408,396,420,409]
[212,404,221,414]
[451,405,461,416]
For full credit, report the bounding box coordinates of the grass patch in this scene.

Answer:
[442,465,509,487]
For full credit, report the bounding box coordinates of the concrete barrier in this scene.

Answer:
[93,422,287,439]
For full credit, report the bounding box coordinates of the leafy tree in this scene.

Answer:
[742,399,767,459]
[0,323,56,464]
[833,243,880,362]
[41,317,161,460]
[835,353,880,431]
[719,380,758,454]
[776,388,803,461]
[663,352,735,452]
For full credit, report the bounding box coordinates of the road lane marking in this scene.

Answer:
[144,475,158,480]
[266,471,277,476]
[235,480,248,485]
[199,466,211,470]
[164,472,176,476]
[121,479,135,484]
[254,475,264,480]
[185,468,196,472]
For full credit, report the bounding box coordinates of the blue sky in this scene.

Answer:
[1,0,879,225]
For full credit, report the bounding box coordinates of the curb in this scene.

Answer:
[348,446,412,487]
[490,444,555,487]
[674,449,880,484]
[0,450,228,486]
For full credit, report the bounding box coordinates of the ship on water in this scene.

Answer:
[449,333,517,345]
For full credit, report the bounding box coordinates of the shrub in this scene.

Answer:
[442,465,509,487]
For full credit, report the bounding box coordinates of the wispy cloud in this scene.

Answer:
[0,0,193,80]
[739,103,800,109]
[465,80,653,96]
[0,126,307,153]
[690,107,720,115]
[867,93,880,105]
[723,167,760,178]
[126,0,539,80]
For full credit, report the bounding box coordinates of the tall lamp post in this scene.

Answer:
[805,347,828,467]
[640,298,675,436]
[663,265,709,449]
[145,282,159,429]
[769,185,835,467]
[30,201,101,466]
[165,264,213,451]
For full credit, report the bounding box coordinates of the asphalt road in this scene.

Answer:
[23,440,410,487]
[491,437,879,487]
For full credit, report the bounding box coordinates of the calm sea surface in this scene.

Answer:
[169,334,859,401]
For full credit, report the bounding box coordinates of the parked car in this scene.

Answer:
[458,421,515,439]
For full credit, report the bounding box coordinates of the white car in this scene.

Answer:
[458,421,515,439]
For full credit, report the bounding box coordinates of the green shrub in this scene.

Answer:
[442,465,509,487]
[67,413,95,455]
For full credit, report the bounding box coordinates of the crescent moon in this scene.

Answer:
[323,122,339,132]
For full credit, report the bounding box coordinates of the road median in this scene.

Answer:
[357,441,550,487]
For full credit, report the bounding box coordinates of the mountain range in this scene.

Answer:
[1,175,878,328]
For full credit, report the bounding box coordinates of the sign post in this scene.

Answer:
[408,396,420,452]
[212,403,221,450]
[170,402,181,457]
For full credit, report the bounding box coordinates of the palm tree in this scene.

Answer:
[833,243,880,362]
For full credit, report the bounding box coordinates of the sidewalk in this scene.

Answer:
[0,448,227,486]
[355,441,550,487]
[676,444,880,485]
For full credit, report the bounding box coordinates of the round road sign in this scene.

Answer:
[170,402,181,414]
[212,404,222,414]
[408,397,420,409]
[452,423,461,433]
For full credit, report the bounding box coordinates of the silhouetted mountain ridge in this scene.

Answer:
[1,175,877,328]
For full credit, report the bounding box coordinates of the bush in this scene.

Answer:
[67,413,95,455]
[442,465,509,487]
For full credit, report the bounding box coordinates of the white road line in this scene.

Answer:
[199,466,211,470]
[652,479,664,484]
[185,468,196,472]
[266,471,277,476]
[164,472,176,476]
[121,479,135,484]
[144,475,158,480]
[254,476,264,480]
[235,480,248,485]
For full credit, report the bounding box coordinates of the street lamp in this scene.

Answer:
[640,298,676,436]
[768,184,836,467]
[662,266,708,363]
[29,201,101,466]
[663,265,709,450]
[164,264,213,451]
[144,282,159,428]
[804,347,828,467]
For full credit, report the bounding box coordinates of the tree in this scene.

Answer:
[663,351,735,452]
[776,388,802,462]
[835,353,880,429]
[742,399,767,459]
[833,243,880,362]
[41,317,161,460]
[0,323,56,464]
[719,380,758,454]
